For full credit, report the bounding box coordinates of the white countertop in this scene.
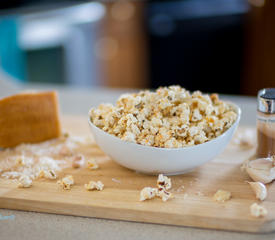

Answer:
[1,83,272,240]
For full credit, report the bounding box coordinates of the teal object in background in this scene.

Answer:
[0,17,26,82]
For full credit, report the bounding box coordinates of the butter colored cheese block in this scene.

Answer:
[0,91,61,148]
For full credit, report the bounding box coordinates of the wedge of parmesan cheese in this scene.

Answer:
[0,91,61,148]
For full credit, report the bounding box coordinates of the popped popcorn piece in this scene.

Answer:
[250,203,267,218]
[57,175,74,190]
[140,174,173,202]
[156,174,173,202]
[84,181,104,191]
[157,190,173,202]
[90,86,237,148]
[213,190,231,202]
[17,175,32,188]
[140,187,158,201]
[157,174,171,191]
[87,158,99,170]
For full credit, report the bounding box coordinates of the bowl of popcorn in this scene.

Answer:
[89,86,241,175]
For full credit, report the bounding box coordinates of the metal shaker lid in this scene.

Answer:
[258,88,275,114]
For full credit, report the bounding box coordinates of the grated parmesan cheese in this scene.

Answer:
[0,134,95,181]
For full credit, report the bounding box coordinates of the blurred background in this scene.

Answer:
[0,0,274,95]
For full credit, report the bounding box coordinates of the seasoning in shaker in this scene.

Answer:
[256,88,275,158]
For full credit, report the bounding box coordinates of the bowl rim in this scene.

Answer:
[88,101,241,152]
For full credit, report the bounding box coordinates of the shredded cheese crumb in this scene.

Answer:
[0,134,93,181]
[84,181,104,191]
[15,156,26,166]
[213,190,231,202]
[38,169,57,179]
[250,203,267,218]
[57,175,74,190]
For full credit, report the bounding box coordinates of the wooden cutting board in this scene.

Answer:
[0,115,275,233]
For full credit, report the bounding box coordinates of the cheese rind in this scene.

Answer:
[0,91,61,148]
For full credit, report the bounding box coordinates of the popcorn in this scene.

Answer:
[157,174,171,191]
[213,190,231,202]
[140,187,158,201]
[250,203,267,218]
[57,175,74,190]
[17,175,32,188]
[90,86,237,148]
[140,174,173,202]
[84,181,104,191]
[157,190,173,202]
[87,158,99,170]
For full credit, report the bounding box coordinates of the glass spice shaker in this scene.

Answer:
[256,88,275,158]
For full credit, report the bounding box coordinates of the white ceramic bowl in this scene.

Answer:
[88,102,241,175]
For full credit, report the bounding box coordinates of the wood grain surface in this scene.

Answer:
[0,116,275,233]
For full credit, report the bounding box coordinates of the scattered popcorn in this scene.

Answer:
[157,174,171,191]
[140,187,158,201]
[213,190,231,202]
[84,181,104,191]
[90,86,237,148]
[140,174,173,202]
[17,175,32,188]
[250,203,267,218]
[157,190,173,202]
[87,158,99,170]
[72,154,85,169]
[57,175,74,190]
